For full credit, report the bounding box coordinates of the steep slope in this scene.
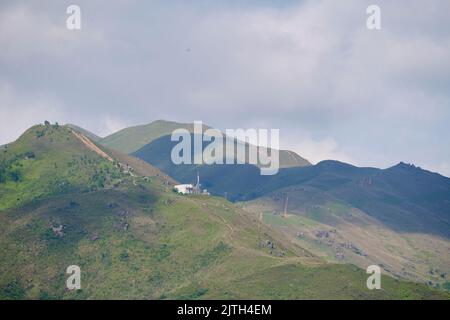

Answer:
[0,124,448,299]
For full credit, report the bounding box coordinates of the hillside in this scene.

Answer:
[130,139,450,288]
[134,149,450,238]
[0,124,448,299]
[241,161,450,287]
[132,133,314,199]
[101,120,311,168]
[100,120,200,154]
[0,124,121,211]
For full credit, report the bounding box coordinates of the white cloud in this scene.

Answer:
[0,0,449,175]
[284,134,356,165]
[97,115,129,137]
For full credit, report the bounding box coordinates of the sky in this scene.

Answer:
[0,0,449,176]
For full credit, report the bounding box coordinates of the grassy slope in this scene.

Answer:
[101,120,198,154]
[102,120,311,168]
[0,125,448,300]
[0,124,123,211]
[242,185,450,289]
[2,184,447,300]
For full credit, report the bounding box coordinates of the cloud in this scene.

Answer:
[0,0,449,176]
[97,115,129,137]
[285,134,356,166]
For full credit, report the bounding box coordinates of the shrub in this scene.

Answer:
[443,282,450,291]
[24,151,36,159]
[119,251,129,261]
[9,169,21,182]
[1,280,26,300]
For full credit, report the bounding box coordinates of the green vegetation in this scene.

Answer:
[102,120,310,168]
[0,124,122,211]
[0,124,448,300]
[101,120,196,154]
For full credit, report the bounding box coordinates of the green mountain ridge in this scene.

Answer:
[1,123,447,299]
[101,120,311,168]
[130,134,450,287]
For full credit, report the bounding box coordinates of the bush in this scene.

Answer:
[36,130,45,138]
[119,251,129,261]
[0,169,5,183]
[1,280,26,300]
[24,151,35,159]
[9,169,21,182]
[443,282,450,291]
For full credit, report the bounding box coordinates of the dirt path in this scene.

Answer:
[71,130,114,162]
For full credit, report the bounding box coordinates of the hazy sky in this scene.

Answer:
[1,0,449,176]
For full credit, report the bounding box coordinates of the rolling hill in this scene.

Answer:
[130,135,450,287]
[101,120,311,169]
[1,123,447,299]
[238,161,450,287]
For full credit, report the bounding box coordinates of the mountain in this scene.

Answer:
[131,137,450,287]
[1,123,447,299]
[101,120,311,168]
[101,120,201,154]
[132,138,450,234]
[133,144,450,237]
[241,161,450,286]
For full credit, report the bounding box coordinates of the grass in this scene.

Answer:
[0,124,122,211]
[1,124,449,300]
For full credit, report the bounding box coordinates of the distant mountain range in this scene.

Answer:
[1,121,449,299]
[99,120,450,287]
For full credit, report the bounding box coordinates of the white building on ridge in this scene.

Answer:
[173,184,194,194]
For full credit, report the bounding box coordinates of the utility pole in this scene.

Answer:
[195,171,200,194]
[283,195,289,218]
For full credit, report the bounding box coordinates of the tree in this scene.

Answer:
[44,120,50,126]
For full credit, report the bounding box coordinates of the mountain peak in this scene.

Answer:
[395,161,416,168]
[388,162,424,173]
